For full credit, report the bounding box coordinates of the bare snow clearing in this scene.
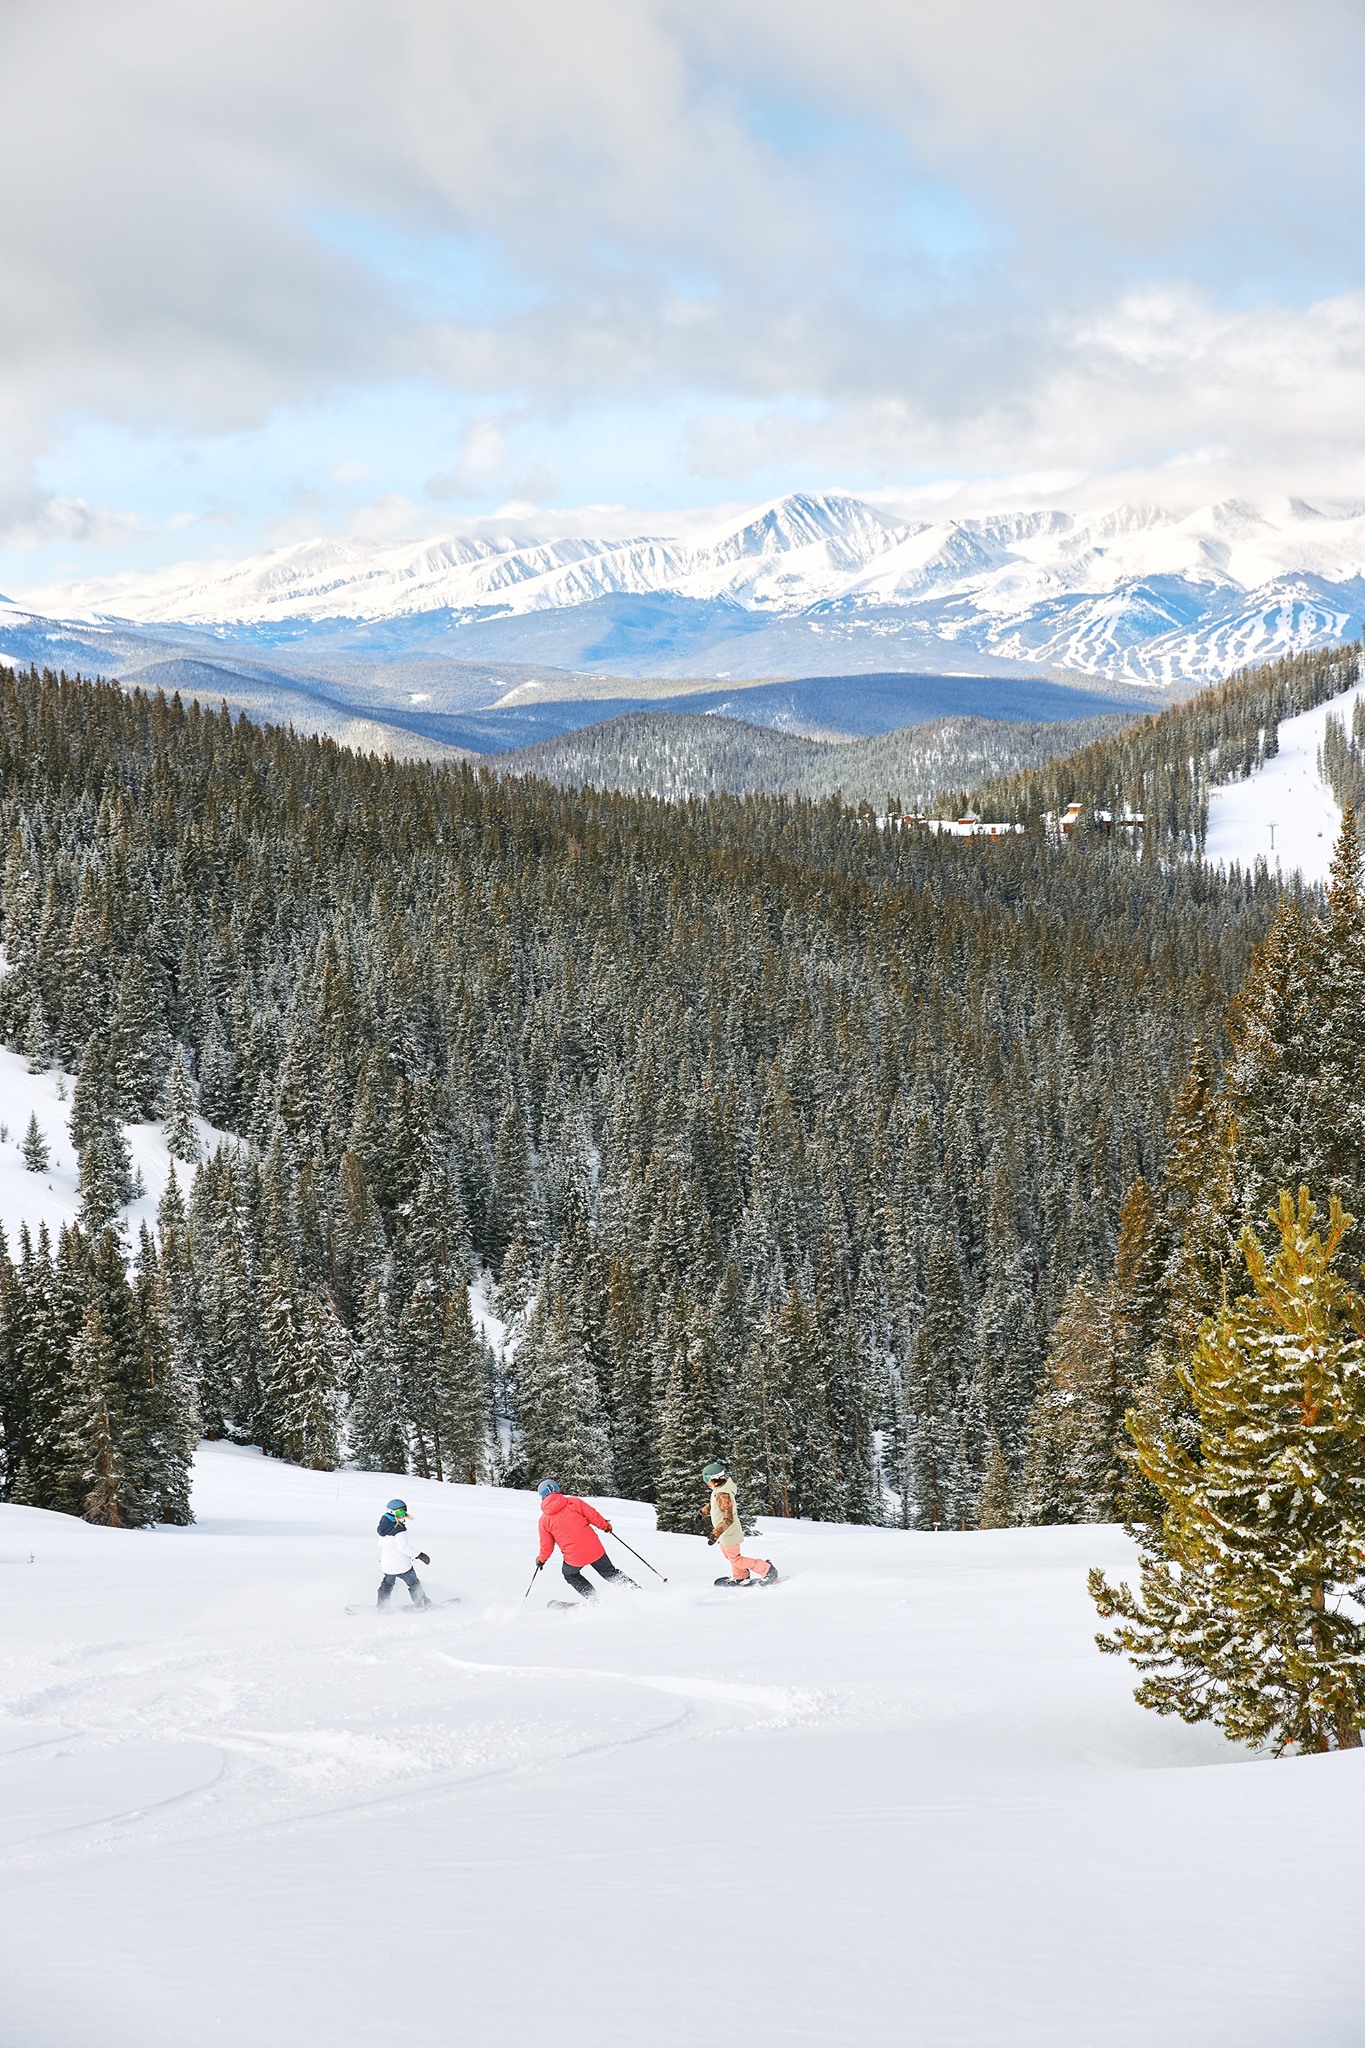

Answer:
[2,1444,1364,2046]
[0,1042,225,1249]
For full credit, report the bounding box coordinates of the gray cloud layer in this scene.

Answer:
[4,0,1365,533]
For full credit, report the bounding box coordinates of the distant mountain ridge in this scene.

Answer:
[15,489,1365,686]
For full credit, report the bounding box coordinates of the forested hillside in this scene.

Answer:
[498,708,1128,809]
[0,665,1284,1532]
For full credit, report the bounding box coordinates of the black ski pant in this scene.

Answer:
[378,1567,427,1607]
[561,1556,634,1598]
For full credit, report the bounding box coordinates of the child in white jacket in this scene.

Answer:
[376,1499,431,1608]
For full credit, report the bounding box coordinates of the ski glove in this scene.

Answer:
[416,1552,431,1565]
[706,1533,717,1546]
[602,1521,613,1533]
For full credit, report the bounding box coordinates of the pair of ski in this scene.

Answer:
[345,1596,462,1615]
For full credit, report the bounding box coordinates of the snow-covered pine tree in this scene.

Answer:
[58,891,108,1066]
[432,1286,492,1485]
[600,1251,654,1500]
[5,1227,66,1508]
[196,1024,237,1129]
[811,1291,869,1525]
[654,1301,719,1534]
[1092,1190,1365,1753]
[491,1092,538,1269]
[272,1292,344,1471]
[187,1158,258,1442]
[331,1151,389,1329]
[976,1430,1013,1527]
[349,1274,409,1474]
[108,955,171,1121]
[21,1113,49,1174]
[1112,1177,1168,1382]
[397,1274,445,1479]
[512,1283,613,1493]
[58,1299,126,1527]
[76,1121,133,1237]
[86,1224,164,1525]
[132,1224,198,1523]
[71,1037,133,1233]
[768,1280,839,1518]
[22,991,51,1074]
[944,1360,989,1529]
[346,1050,402,1212]
[163,1045,202,1164]
[907,1232,967,1530]
[1020,1269,1125,1523]
[256,1261,301,1460]
[1222,902,1326,1237]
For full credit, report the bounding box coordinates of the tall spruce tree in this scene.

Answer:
[349,1275,409,1474]
[59,1300,126,1528]
[513,1284,613,1494]
[654,1301,720,1535]
[1093,1191,1365,1753]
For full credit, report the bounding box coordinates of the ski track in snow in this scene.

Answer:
[4,1444,1365,2047]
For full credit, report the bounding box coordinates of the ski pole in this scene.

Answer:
[523,1560,543,1601]
[606,1531,667,1582]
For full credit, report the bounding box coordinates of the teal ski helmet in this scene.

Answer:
[386,1498,408,1518]
[702,1462,729,1483]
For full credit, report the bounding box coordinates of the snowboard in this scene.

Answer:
[346,1597,461,1615]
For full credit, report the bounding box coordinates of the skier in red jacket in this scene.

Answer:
[535,1481,637,1598]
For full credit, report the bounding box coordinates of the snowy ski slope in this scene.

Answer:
[2,1445,1364,2047]
[1205,675,1365,885]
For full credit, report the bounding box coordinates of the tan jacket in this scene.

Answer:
[708,1482,744,1550]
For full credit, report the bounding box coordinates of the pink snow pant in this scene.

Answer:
[721,1545,771,1582]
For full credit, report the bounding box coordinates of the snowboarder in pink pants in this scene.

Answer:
[702,1462,778,1587]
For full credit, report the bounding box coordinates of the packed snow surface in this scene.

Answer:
[1205,675,1365,884]
[3,1447,1364,2047]
[17,490,1365,686]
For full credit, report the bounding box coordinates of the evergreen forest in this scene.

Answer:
[498,707,1127,811]
[0,650,1341,1537]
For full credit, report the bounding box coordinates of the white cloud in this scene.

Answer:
[425,414,557,504]
[0,492,148,552]
[4,0,1365,552]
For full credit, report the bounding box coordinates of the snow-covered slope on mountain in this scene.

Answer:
[5,1445,1365,2048]
[21,491,1365,687]
[1205,676,1365,884]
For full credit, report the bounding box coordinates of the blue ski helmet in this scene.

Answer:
[386,1498,408,1518]
[537,1479,560,1499]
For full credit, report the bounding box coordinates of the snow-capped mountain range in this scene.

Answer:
[12,490,1365,687]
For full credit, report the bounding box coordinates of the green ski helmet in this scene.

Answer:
[702,1461,729,1483]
